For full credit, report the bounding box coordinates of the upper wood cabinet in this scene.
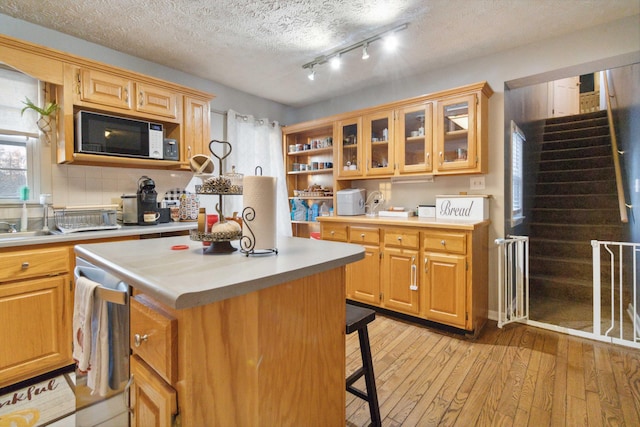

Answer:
[363,110,394,176]
[396,102,434,174]
[182,96,211,167]
[75,68,181,121]
[336,117,363,178]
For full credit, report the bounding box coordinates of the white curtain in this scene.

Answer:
[225,110,292,237]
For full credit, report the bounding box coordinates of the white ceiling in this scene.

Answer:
[1,0,638,107]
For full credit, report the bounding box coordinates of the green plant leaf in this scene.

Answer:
[20,96,59,116]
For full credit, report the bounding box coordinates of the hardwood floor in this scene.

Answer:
[346,314,640,426]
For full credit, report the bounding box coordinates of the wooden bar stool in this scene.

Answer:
[346,303,381,427]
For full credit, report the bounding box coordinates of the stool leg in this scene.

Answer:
[358,326,381,427]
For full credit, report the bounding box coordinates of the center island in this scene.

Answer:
[75,235,364,427]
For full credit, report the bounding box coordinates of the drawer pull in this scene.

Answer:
[441,240,446,246]
[360,233,365,238]
[134,333,148,347]
[397,236,402,241]
[331,231,335,235]
[21,262,29,270]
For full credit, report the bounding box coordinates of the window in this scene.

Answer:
[510,121,525,226]
[0,65,40,202]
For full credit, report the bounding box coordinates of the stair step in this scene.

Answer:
[540,135,610,151]
[537,166,615,182]
[544,110,608,126]
[533,194,619,209]
[539,155,612,171]
[529,275,594,303]
[529,238,593,258]
[535,179,617,195]
[531,208,623,225]
[544,115,609,132]
[539,144,612,161]
[529,223,624,240]
[543,126,609,142]
[530,256,598,282]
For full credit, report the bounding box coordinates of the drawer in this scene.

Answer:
[383,229,420,250]
[349,226,380,245]
[423,231,467,254]
[321,224,348,242]
[0,247,69,282]
[130,295,177,385]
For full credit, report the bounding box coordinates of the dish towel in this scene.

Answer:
[72,276,99,373]
[87,296,110,396]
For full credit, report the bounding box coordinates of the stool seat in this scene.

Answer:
[346,303,381,427]
[346,304,376,334]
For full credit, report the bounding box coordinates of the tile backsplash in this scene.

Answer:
[0,164,195,226]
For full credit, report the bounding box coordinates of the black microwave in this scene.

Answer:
[75,111,166,160]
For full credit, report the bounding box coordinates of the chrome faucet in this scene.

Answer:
[0,221,18,233]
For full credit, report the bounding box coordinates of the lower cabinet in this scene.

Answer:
[129,295,178,427]
[0,275,70,386]
[319,219,489,334]
[130,355,177,427]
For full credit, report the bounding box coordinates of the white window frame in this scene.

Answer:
[0,67,43,203]
[510,121,525,227]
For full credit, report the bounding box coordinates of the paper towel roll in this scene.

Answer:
[242,175,277,251]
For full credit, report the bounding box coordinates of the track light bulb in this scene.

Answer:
[330,55,341,70]
[308,67,315,81]
[362,44,370,60]
[384,33,398,51]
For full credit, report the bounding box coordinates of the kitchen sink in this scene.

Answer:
[0,230,59,239]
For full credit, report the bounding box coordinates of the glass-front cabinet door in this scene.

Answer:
[396,102,433,174]
[337,117,362,178]
[363,111,394,176]
[436,94,477,172]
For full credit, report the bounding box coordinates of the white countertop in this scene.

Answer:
[0,222,196,249]
[75,236,364,310]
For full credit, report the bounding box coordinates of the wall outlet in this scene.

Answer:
[470,176,485,190]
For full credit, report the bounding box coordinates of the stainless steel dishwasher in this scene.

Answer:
[74,258,130,427]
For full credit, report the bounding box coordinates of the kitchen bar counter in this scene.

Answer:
[75,235,364,426]
[75,235,364,309]
[0,222,196,249]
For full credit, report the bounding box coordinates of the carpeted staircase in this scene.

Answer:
[529,110,624,302]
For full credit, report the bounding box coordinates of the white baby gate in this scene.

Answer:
[592,240,640,347]
[495,236,529,328]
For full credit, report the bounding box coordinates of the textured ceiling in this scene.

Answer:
[0,0,638,107]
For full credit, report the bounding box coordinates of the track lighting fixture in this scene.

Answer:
[302,23,408,80]
[362,44,370,60]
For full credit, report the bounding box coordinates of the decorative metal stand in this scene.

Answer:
[190,140,242,254]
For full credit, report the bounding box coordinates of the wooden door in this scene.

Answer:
[363,110,394,176]
[0,275,71,387]
[551,77,580,117]
[130,355,177,427]
[80,68,133,109]
[136,82,179,119]
[347,245,380,304]
[423,252,466,328]
[183,96,211,163]
[396,102,433,174]
[382,248,420,315]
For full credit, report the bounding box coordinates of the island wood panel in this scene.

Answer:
[171,266,346,426]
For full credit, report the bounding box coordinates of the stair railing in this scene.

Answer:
[602,70,629,223]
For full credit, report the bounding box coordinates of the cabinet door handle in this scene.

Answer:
[139,91,144,106]
[124,374,134,414]
[424,257,429,273]
[410,264,418,291]
[134,333,148,347]
[124,87,129,103]
[439,151,443,165]
[426,152,430,166]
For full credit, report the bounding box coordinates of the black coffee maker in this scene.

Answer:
[137,176,158,225]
